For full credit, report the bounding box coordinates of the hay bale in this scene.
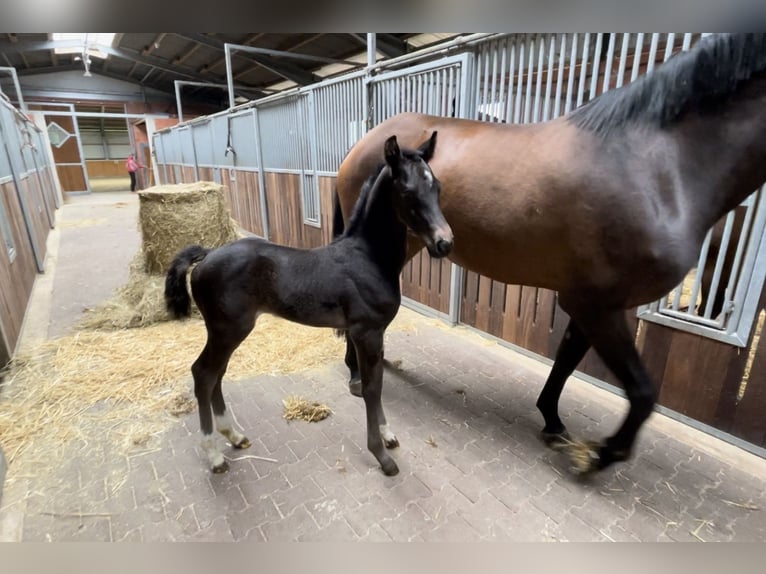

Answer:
[139,182,239,275]
[80,181,243,330]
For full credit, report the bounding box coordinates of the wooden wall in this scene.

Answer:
[0,180,45,364]
[85,160,125,178]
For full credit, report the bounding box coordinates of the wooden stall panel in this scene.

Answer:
[19,176,49,255]
[263,172,323,249]
[0,181,39,354]
[401,249,452,315]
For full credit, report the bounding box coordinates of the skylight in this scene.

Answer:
[51,33,116,59]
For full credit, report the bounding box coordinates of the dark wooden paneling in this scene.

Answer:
[263,172,320,249]
[55,165,86,193]
[226,170,264,238]
[19,176,49,258]
[0,181,39,359]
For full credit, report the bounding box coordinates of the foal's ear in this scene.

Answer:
[417,131,438,162]
[384,135,401,171]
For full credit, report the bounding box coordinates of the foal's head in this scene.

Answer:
[383,132,453,258]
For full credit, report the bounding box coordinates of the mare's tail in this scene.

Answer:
[164,245,211,318]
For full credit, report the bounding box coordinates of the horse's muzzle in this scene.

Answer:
[426,227,453,258]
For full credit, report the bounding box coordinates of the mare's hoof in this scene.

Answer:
[381,459,399,476]
[349,378,362,398]
[540,429,572,451]
[565,440,603,476]
[233,437,252,450]
[211,460,230,474]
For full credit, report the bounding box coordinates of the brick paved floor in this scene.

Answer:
[1,191,765,542]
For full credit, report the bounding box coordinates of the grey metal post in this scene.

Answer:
[175,81,185,123]
[252,108,270,240]
[225,44,236,110]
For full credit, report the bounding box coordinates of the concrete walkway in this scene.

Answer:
[1,190,765,542]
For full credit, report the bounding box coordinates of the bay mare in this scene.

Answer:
[165,134,452,476]
[333,33,766,474]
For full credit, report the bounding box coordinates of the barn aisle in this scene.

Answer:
[1,189,766,542]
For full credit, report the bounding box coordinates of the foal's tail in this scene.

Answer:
[164,245,211,318]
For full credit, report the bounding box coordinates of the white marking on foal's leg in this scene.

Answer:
[380,424,399,448]
[215,410,251,449]
[201,433,227,472]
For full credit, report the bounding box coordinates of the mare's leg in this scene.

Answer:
[193,315,255,473]
[350,328,399,476]
[559,302,658,474]
[536,319,591,448]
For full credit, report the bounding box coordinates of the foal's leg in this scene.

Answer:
[536,319,591,448]
[350,328,399,476]
[345,334,386,398]
[193,317,255,473]
[212,372,251,450]
[344,334,362,397]
[560,306,658,474]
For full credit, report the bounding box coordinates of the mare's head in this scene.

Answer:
[383,132,453,258]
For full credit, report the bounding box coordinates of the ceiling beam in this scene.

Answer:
[0,39,240,86]
[142,34,167,56]
[177,33,319,85]
[15,63,82,76]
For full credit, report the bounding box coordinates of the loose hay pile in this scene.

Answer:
[80,182,243,330]
[0,315,345,478]
[282,395,332,422]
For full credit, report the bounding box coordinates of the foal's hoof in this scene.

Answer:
[233,437,252,450]
[348,378,362,398]
[211,460,230,474]
[384,436,400,449]
[540,429,572,451]
[381,459,399,476]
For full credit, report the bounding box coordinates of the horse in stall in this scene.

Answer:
[164,133,452,476]
[333,33,766,474]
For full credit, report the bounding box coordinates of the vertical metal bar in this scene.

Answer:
[533,35,545,122]
[603,33,617,92]
[514,40,525,123]
[681,231,713,312]
[576,33,591,107]
[70,105,91,193]
[646,33,660,74]
[631,33,645,82]
[542,34,555,122]
[367,33,376,67]
[489,42,499,121]
[496,39,508,122]
[175,81,185,123]
[615,33,631,88]
[664,33,677,62]
[564,33,578,114]
[447,65,455,118]
[523,36,535,123]
[703,210,736,319]
[252,108,269,240]
[505,40,516,122]
[682,33,693,51]
[588,33,604,102]
[554,34,566,118]
[225,44,235,109]
[722,200,756,315]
